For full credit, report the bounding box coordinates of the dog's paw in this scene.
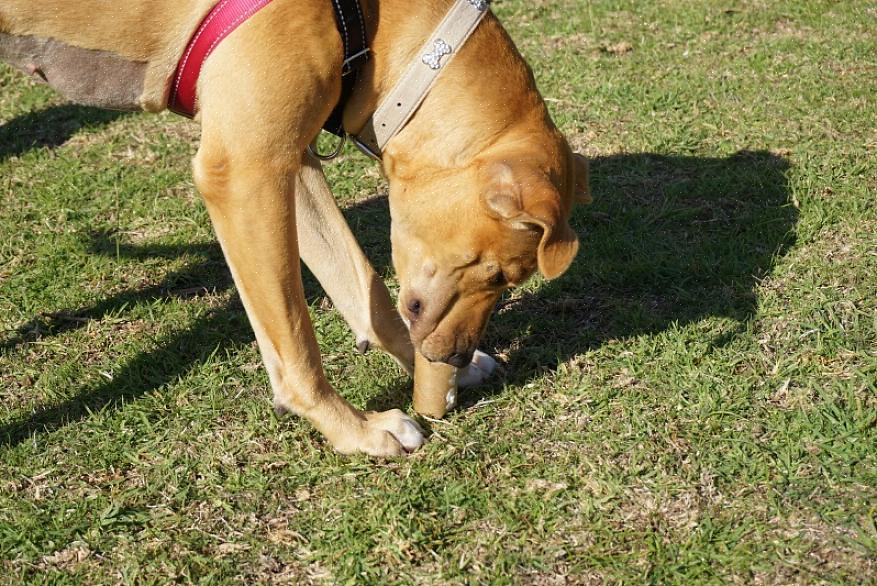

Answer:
[457,350,497,388]
[354,409,425,456]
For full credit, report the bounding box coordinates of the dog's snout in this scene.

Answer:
[419,344,474,368]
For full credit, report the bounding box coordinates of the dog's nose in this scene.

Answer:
[446,351,472,368]
[406,298,423,320]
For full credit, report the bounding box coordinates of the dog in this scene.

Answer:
[0,0,590,456]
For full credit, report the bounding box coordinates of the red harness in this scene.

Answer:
[170,0,369,137]
[169,0,275,117]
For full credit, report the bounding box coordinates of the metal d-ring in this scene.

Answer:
[307,132,347,161]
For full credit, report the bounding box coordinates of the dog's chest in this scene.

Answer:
[0,33,146,111]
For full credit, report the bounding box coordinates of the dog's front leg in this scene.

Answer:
[193,145,422,455]
[295,157,497,415]
[413,349,497,418]
[295,155,414,373]
[190,18,423,456]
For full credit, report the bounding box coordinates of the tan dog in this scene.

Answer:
[0,0,589,456]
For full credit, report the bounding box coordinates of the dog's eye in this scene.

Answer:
[488,271,506,287]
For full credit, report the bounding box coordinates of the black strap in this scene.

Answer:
[323,0,370,137]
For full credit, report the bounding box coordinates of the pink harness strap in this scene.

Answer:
[169,0,275,117]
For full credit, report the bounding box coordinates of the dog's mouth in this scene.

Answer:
[400,310,478,367]
[414,321,481,367]
[423,348,475,368]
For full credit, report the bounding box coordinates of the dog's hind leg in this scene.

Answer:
[295,155,415,374]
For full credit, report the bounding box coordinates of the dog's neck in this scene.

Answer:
[346,0,559,175]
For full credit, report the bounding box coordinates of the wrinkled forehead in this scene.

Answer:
[473,218,541,259]
[399,211,540,277]
[388,159,552,271]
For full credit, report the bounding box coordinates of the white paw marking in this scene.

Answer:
[377,412,425,452]
[457,350,497,388]
[445,389,458,410]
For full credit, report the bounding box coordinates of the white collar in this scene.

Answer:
[351,0,490,159]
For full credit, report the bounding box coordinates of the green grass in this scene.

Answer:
[1,0,876,583]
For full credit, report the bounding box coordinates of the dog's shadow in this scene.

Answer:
[0,104,128,163]
[0,106,795,446]
[366,149,796,410]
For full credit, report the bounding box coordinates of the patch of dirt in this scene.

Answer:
[526,479,570,499]
[757,511,877,581]
[39,541,92,570]
[769,378,815,410]
[601,41,633,56]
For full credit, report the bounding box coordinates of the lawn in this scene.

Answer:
[1,0,875,583]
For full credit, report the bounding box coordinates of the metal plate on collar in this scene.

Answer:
[422,39,452,70]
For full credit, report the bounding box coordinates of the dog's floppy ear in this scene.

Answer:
[482,163,579,280]
[572,153,592,205]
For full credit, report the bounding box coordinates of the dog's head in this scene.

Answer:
[386,133,590,367]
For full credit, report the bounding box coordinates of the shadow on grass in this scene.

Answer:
[0,237,232,352]
[371,149,797,410]
[0,104,128,162]
[0,227,336,447]
[0,148,795,447]
[0,234,248,445]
